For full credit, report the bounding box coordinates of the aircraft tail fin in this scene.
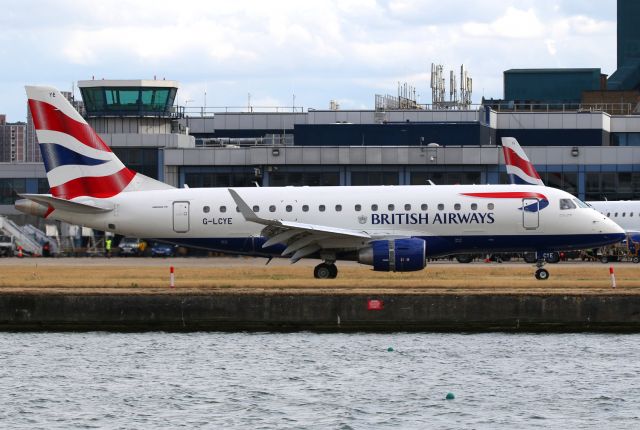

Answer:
[25,85,173,201]
[501,137,545,186]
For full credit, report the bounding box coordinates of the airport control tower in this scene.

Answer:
[77,79,193,184]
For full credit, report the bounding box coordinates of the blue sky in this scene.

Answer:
[0,0,616,121]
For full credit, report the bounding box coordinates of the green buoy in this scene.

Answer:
[445,392,455,400]
[387,347,394,352]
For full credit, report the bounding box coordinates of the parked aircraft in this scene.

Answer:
[15,87,625,280]
[501,137,639,240]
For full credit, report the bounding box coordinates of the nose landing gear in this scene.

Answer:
[314,262,338,279]
[534,252,549,280]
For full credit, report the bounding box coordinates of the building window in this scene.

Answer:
[352,171,399,186]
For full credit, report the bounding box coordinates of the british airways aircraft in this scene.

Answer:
[502,137,639,242]
[15,86,625,280]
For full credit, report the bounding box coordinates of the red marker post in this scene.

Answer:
[170,266,175,288]
[610,266,616,289]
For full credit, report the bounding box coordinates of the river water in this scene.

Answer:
[0,332,638,429]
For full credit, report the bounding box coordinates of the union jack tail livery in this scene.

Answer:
[25,86,172,201]
[501,137,544,186]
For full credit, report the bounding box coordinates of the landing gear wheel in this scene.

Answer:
[535,268,549,280]
[600,256,609,264]
[314,263,337,279]
[633,256,640,264]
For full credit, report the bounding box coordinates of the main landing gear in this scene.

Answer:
[314,262,338,279]
[534,252,549,280]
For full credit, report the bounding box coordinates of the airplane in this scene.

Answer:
[501,136,638,246]
[15,86,625,280]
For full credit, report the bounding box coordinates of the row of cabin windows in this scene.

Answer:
[606,212,635,218]
[202,202,495,213]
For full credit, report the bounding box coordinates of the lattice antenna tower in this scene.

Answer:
[460,64,473,107]
[431,63,446,104]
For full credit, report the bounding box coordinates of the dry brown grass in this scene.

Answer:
[0,259,639,295]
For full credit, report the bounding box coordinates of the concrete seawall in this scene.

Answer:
[1,293,640,332]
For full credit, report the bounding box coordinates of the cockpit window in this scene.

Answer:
[572,198,590,208]
[559,199,576,210]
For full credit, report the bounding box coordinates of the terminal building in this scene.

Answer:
[2,0,640,225]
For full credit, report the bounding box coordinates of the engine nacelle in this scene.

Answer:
[358,238,426,272]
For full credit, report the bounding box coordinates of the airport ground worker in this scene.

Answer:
[105,238,112,258]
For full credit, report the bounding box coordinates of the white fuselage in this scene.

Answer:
[45,184,624,257]
[588,201,640,233]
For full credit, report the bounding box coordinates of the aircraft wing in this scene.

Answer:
[228,189,371,262]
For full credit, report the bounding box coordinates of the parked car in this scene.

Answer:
[118,237,142,257]
[150,242,175,258]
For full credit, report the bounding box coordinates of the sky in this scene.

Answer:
[0,0,617,122]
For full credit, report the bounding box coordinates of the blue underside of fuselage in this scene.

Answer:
[152,233,625,259]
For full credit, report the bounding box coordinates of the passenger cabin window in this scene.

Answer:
[388,204,394,211]
[236,206,240,212]
[607,213,611,217]
[421,204,428,211]
[302,205,309,212]
[615,212,618,217]
[355,204,361,212]
[404,204,411,211]
[454,203,461,210]
[319,205,326,212]
[203,206,210,213]
[559,199,576,210]
[335,204,342,212]
[220,206,226,213]
[438,204,444,211]
[471,203,477,210]
[269,205,276,212]
[371,204,378,211]
[252,205,260,212]
[488,203,494,210]
[286,205,293,212]
[623,212,626,217]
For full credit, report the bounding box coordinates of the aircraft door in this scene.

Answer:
[173,201,190,233]
[522,198,539,230]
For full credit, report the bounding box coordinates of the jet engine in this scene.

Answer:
[358,238,426,272]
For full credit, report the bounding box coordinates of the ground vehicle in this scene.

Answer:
[118,237,142,257]
[0,235,14,257]
[150,242,175,257]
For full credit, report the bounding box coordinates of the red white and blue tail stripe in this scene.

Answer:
[501,137,544,186]
[26,86,172,201]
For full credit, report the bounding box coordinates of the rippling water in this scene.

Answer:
[0,333,639,429]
